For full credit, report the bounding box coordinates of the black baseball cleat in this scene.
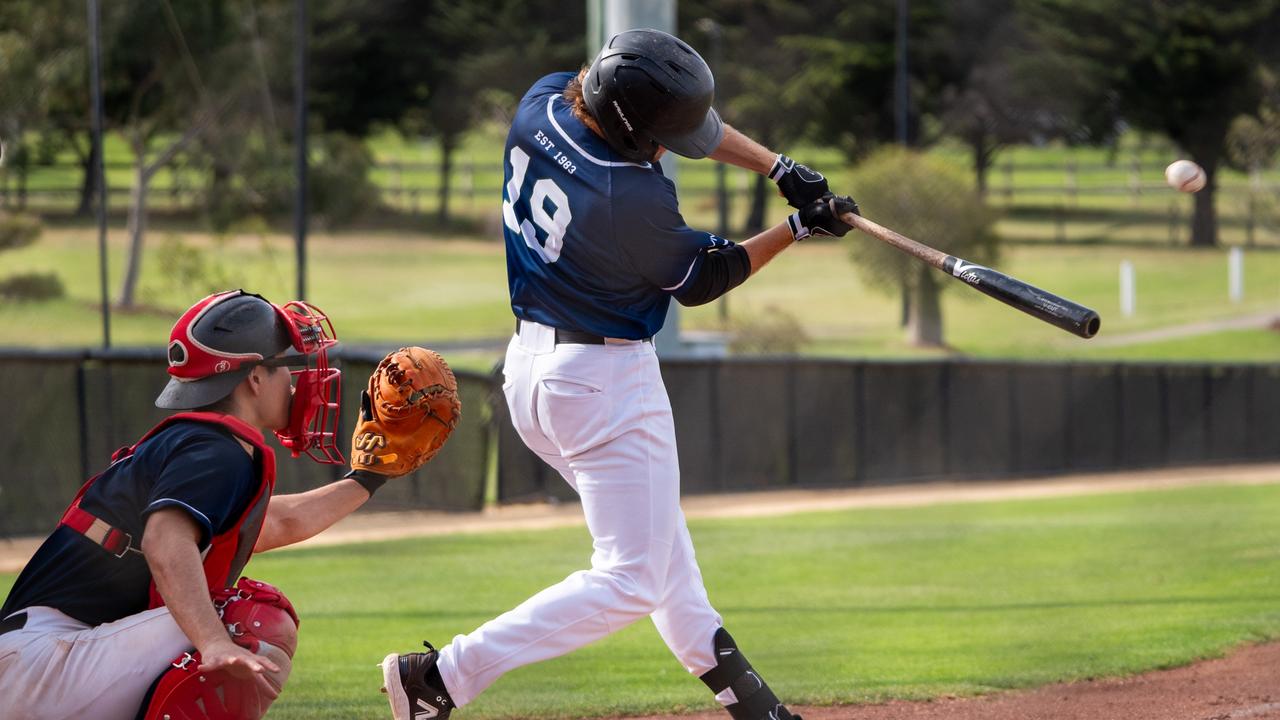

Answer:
[380,641,455,720]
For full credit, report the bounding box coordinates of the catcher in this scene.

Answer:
[0,290,460,720]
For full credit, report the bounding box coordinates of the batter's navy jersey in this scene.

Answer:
[503,72,730,339]
[1,421,259,626]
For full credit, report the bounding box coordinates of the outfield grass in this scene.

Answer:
[2,482,1277,718]
[3,227,1278,363]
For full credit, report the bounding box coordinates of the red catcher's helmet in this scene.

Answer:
[156,290,344,465]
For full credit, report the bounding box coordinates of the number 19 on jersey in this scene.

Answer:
[502,146,573,264]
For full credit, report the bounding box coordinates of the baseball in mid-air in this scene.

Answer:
[1165,160,1206,193]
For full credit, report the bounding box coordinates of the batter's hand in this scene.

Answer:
[199,638,281,698]
[771,154,829,208]
[788,193,859,240]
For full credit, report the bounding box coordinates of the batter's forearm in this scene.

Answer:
[709,125,777,176]
[255,479,370,552]
[143,510,235,655]
[739,222,798,276]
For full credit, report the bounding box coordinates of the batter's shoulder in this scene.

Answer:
[522,72,577,103]
[612,164,680,208]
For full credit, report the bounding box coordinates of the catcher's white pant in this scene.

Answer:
[436,320,723,706]
[0,605,191,720]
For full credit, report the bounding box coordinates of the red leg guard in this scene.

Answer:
[138,578,298,720]
[216,578,300,658]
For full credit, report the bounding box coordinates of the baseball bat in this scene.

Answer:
[840,212,1101,339]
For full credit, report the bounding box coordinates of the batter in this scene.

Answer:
[381,29,857,720]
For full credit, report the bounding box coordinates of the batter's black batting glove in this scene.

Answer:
[787,193,859,241]
[771,154,830,208]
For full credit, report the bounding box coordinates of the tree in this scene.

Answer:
[309,0,583,225]
[680,0,860,233]
[448,0,585,222]
[1226,67,1280,174]
[1026,0,1280,246]
[678,1,928,326]
[848,147,998,347]
[782,3,902,159]
[96,0,248,307]
[0,30,41,210]
[772,0,1110,198]
[1226,68,1280,246]
[0,0,83,212]
[4,0,98,216]
[309,0,432,137]
[915,0,1109,195]
[420,3,491,225]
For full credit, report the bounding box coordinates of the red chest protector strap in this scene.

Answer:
[58,412,276,564]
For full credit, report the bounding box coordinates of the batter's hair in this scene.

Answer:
[562,66,594,126]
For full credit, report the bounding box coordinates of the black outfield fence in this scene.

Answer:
[0,348,491,537]
[2,351,1278,536]
[495,357,1280,502]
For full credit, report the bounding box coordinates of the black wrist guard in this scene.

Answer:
[344,468,388,497]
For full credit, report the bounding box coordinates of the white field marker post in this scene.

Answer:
[1229,247,1244,303]
[1120,260,1136,317]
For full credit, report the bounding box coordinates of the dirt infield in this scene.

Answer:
[616,640,1280,720]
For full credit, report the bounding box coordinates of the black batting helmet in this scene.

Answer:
[583,29,724,164]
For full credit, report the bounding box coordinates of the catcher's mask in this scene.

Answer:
[156,290,344,465]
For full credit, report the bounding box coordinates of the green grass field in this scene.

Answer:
[2,482,1277,718]
[8,127,1280,246]
[4,127,1279,363]
[3,227,1278,364]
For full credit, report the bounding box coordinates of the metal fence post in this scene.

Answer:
[786,360,798,486]
[1066,159,1077,206]
[1128,156,1141,208]
[76,361,90,481]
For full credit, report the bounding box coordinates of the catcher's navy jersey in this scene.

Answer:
[1,422,258,626]
[503,72,728,339]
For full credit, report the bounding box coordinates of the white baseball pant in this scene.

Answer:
[0,605,192,720]
[435,320,723,706]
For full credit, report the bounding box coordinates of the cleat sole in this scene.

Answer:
[380,653,411,720]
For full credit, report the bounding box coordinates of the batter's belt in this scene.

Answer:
[516,319,652,345]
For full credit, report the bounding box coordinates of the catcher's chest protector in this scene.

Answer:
[57,412,278,606]
[138,577,299,720]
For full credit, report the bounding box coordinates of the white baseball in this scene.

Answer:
[1165,160,1205,193]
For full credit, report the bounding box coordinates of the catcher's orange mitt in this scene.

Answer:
[349,346,461,477]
